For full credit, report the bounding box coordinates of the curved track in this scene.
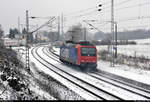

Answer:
[43,45,150,100]
[31,46,123,100]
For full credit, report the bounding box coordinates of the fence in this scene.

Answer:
[99,50,150,70]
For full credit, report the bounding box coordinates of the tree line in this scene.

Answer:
[8,28,27,39]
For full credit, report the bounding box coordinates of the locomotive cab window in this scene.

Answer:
[81,48,96,56]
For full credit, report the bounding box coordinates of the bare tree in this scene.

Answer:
[0,25,4,46]
[0,25,4,39]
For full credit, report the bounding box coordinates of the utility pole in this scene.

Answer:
[18,17,20,33]
[61,13,64,40]
[84,27,86,41]
[25,10,30,71]
[115,22,117,58]
[111,0,115,67]
[58,16,60,41]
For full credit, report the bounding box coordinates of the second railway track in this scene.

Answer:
[31,46,123,100]
[43,45,150,100]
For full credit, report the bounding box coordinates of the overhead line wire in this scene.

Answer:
[101,1,150,14]
[64,0,132,20]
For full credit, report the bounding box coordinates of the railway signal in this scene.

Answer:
[97,2,115,67]
[98,4,102,11]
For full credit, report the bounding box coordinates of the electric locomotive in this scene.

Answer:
[60,41,97,70]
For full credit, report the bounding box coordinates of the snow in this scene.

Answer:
[40,46,148,100]
[11,46,56,100]
[133,38,150,45]
[29,47,84,100]
[53,47,150,85]
[96,38,150,58]
[29,46,99,100]
[11,43,150,100]
[96,45,150,58]
[98,61,150,85]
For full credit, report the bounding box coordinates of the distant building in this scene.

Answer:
[3,38,26,47]
[15,34,24,39]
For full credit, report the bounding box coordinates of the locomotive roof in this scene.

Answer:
[65,41,94,46]
[77,41,94,46]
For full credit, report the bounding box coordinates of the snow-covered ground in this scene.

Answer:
[53,47,150,85]
[30,48,84,100]
[96,45,150,59]
[134,38,150,45]
[96,38,150,58]
[34,46,149,100]
[11,46,56,100]
[10,43,150,100]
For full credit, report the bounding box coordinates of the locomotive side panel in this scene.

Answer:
[60,46,69,61]
[69,47,78,65]
[60,46,78,65]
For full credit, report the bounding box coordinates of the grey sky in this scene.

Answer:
[0,0,150,34]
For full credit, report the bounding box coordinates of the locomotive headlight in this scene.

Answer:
[92,60,96,62]
[81,60,85,62]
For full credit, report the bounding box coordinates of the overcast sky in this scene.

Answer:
[0,0,150,34]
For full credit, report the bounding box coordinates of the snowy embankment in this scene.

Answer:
[10,46,56,100]
[53,47,150,85]
[14,46,81,100]
[0,46,51,100]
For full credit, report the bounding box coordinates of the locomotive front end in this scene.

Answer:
[79,46,97,69]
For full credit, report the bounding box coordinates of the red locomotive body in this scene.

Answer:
[76,44,97,68]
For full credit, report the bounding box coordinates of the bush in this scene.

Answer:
[1,74,7,81]
[8,77,25,91]
[98,50,109,60]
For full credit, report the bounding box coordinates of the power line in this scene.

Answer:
[63,0,150,34]
[30,17,56,34]
[115,0,131,6]
[95,15,150,24]
[116,1,150,11]
[65,9,98,19]
[65,0,148,20]
[64,0,133,22]
[118,25,150,29]
[89,15,150,29]
[97,25,150,33]
[100,0,132,12]
[101,1,150,14]
[64,6,97,17]
[83,15,150,32]
[64,9,98,21]
[117,16,150,22]
[64,0,112,17]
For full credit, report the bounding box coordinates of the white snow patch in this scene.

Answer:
[133,38,150,44]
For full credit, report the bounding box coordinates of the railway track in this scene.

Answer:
[31,46,123,100]
[88,72,150,99]
[43,45,150,100]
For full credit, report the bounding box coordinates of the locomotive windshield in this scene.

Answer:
[81,48,96,56]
